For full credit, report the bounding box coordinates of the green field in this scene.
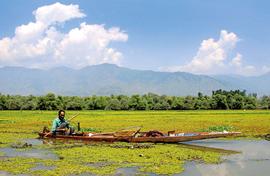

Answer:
[0,110,269,175]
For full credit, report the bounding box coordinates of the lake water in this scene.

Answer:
[1,139,270,175]
[115,139,270,176]
[180,139,270,176]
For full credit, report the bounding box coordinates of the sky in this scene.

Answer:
[0,0,269,76]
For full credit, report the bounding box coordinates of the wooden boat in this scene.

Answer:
[38,129,241,143]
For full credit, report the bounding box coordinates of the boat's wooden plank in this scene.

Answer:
[38,132,240,143]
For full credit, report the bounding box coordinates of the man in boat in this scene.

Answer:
[52,110,75,135]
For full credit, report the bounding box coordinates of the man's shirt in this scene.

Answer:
[51,118,68,131]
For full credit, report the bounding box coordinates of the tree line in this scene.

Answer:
[0,90,269,110]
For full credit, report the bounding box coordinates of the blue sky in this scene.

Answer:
[0,0,269,75]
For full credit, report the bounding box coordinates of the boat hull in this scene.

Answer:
[130,133,239,143]
[38,132,240,143]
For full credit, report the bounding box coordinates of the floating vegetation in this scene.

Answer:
[265,134,270,141]
[0,143,223,175]
[200,125,235,132]
[0,133,36,147]
[0,110,269,175]
[11,142,32,149]
[0,119,14,124]
[0,157,38,175]
[109,143,154,149]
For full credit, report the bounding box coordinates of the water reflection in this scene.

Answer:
[0,147,58,160]
[115,167,139,176]
[176,142,241,155]
[181,139,270,176]
[0,171,29,176]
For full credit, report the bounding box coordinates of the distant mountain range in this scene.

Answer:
[0,64,269,96]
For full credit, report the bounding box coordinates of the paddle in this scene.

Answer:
[67,113,80,122]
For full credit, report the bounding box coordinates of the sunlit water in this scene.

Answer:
[112,139,270,176]
[181,139,270,176]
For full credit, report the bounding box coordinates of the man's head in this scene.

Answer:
[58,110,65,121]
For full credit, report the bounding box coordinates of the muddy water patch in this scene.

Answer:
[22,138,43,146]
[30,163,56,171]
[115,167,140,176]
[0,147,58,160]
[0,171,29,176]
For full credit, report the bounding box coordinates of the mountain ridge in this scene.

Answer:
[0,64,269,96]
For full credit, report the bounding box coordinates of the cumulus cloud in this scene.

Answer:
[163,30,269,76]
[262,66,270,74]
[230,53,242,67]
[164,30,239,74]
[229,53,257,76]
[0,2,128,68]
[34,2,85,25]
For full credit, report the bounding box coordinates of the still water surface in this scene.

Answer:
[181,139,270,176]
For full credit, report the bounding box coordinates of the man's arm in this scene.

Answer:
[51,119,58,132]
[64,119,70,128]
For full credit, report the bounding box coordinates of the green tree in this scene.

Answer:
[118,95,129,110]
[211,94,228,109]
[143,93,156,110]
[137,97,148,110]
[0,94,7,110]
[20,95,37,110]
[43,93,58,110]
[66,96,82,110]
[171,97,184,110]
[195,98,210,110]
[6,96,21,110]
[259,96,270,109]
[84,97,95,110]
[95,96,108,110]
[36,97,46,110]
[183,96,195,110]
[128,95,141,110]
[243,96,257,109]
[105,98,121,110]
[231,94,244,109]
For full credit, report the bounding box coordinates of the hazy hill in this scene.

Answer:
[0,64,269,96]
[213,73,270,96]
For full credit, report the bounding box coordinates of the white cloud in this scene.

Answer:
[229,53,257,76]
[163,30,268,76]
[164,30,239,74]
[230,53,242,67]
[262,66,270,74]
[0,2,128,68]
[34,2,85,26]
[54,23,128,67]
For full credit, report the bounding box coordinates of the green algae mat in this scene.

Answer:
[0,110,269,175]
